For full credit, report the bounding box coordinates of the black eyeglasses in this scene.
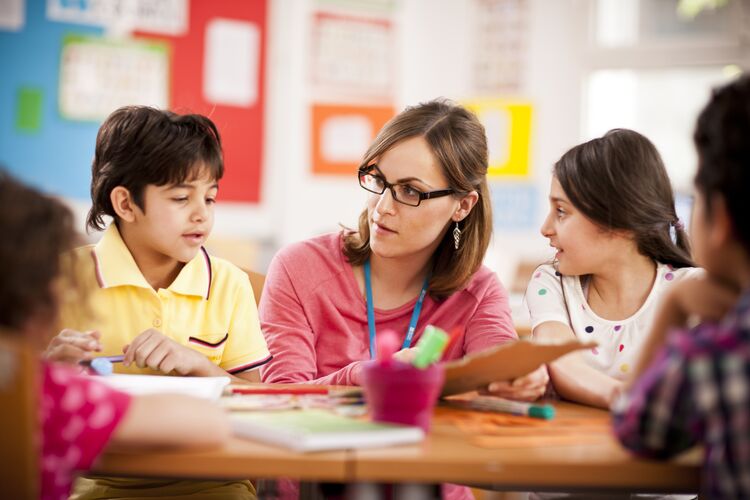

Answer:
[358,166,455,207]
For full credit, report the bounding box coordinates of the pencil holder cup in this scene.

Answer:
[361,361,445,433]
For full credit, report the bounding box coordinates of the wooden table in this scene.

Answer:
[94,400,701,494]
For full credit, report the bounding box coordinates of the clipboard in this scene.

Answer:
[441,339,596,396]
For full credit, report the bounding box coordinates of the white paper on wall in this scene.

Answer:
[480,108,511,167]
[203,18,259,108]
[59,36,169,121]
[0,0,24,31]
[47,0,188,35]
[321,115,373,163]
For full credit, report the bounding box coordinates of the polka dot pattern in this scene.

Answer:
[665,272,675,281]
[614,325,622,332]
[538,288,547,296]
[585,326,594,333]
[619,344,624,352]
[41,363,131,500]
[620,363,629,373]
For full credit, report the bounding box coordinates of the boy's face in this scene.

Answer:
[691,189,736,284]
[128,171,218,265]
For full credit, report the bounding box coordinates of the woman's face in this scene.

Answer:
[365,136,462,262]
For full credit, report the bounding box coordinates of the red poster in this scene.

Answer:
[136,0,266,203]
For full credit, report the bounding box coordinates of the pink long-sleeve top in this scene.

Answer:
[259,232,518,385]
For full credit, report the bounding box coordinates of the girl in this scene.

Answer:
[0,172,231,500]
[259,100,547,499]
[526,129,697,409]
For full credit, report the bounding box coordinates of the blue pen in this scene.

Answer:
[81,355,124,376]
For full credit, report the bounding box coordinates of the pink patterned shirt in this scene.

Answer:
[41,363,131,500]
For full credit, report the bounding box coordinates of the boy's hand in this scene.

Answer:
[44,329,101,364]
[482,365,549,401]
[123,329,218,376]
[669,274,739,324]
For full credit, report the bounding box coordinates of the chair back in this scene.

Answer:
[243,269,266,307]
[0,333,39,499]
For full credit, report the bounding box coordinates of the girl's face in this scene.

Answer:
[365,136,463,263]
[540,176,625,276]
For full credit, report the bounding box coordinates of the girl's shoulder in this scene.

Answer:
[658,263,703,284]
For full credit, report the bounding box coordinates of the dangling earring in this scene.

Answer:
[453,221,461,250]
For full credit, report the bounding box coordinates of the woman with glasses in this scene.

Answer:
[259,99,548,401]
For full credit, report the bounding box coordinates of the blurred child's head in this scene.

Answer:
[344,99,491,298]
[543,128,693,275]
[88,106,223,264]
[692,75,750,284]
[0,172,77,336]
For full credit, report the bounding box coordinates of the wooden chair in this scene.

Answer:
[0,333,39,499]
[243,269,266,306]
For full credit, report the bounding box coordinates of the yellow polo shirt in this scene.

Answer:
[62,224,264,499]
[59,224,271,375]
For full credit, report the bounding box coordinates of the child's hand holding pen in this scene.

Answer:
[44,328,102,364]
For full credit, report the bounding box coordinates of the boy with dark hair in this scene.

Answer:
[613,75,750,498]
[47,106,267,499]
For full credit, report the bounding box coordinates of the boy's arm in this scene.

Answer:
[632,274,738,382]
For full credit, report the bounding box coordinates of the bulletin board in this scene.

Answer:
[464,99,533,178]
[0,0,266,203]
[311,103,394,175]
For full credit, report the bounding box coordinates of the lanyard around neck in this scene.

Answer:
[364,259,430,360]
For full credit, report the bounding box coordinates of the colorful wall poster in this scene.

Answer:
[464,99,532,178]
[59,35,169,121]
[136,0,268,203]
[312,103,394,175]
[311,12,395,98]
[47,0,188,35]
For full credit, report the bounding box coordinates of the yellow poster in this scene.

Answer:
[464,99,532,178]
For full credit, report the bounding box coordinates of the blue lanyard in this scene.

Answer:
[364,259,430,360]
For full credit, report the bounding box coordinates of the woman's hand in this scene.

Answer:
[482,365,549,401]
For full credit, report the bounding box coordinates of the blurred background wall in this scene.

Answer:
[1,0,748,326]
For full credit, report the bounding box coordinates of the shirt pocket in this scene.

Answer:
[187,333,229,364]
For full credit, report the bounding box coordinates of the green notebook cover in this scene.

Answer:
[231,409,424,452]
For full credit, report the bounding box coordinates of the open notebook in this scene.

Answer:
[231,409,424,452]
[95,374,230,401]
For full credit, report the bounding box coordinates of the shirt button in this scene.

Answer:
[153,318,162,328]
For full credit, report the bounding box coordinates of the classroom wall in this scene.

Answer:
[1,0,747,290]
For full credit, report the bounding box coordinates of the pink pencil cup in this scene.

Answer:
[361,361,445,432]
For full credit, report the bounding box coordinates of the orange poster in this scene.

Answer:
[312,103,394,175]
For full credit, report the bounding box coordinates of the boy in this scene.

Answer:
[47,106,268,499]
[612,75,750,498]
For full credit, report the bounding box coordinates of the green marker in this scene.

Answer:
[412,325,449,369]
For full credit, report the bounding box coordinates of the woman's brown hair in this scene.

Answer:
[0,171,79,332]
[343,99,492,299]
[554,129,693,269]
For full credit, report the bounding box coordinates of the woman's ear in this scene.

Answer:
[110,186,137,223]
[452,191,479,222]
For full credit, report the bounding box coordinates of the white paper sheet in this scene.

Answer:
[96,374,230,401]
[203,18,259,107]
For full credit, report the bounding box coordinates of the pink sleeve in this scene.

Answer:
[462,274,518,354]
[42,364,131,480]
[259,251,365,386]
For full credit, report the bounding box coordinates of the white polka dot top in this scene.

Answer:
[525,262,699,381]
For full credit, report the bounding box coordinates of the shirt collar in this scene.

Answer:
[92,224,212,299]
